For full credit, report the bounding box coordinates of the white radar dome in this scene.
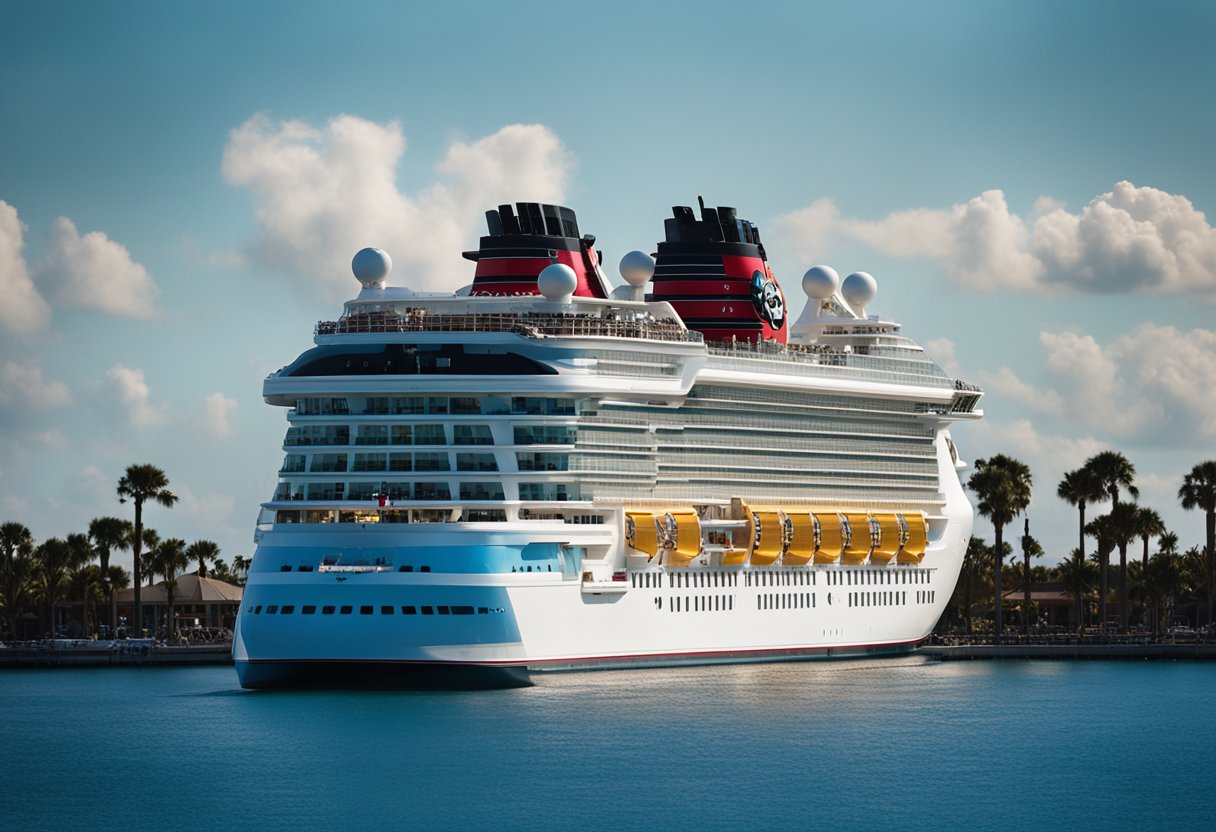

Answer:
[618,250,656,288]
[842,271,878,308]
[537,263,578,299]
[352,247,392,288]
[802,265,840,300]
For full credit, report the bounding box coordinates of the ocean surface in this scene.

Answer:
[2,657,1213,831]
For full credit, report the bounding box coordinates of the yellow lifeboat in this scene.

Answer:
[625,512,660,559]
[870,513,906,563]
[665,511,702,568]
[813,511,844,563]
[840,512,873,564]
[747,510,785,566]
[783,511,816,566]
[896,512,928,563]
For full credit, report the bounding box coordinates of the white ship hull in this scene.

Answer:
[234,433,972,688]
[235,199,983,688]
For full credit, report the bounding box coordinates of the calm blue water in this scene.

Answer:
[2,658,1214,831]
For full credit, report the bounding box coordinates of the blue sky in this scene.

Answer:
[2,0,1214,571]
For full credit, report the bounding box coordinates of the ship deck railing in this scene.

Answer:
[317,563,395,573]
[316,311,703,344]
[705,341,956,390]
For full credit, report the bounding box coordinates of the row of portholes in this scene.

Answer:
[826,569,933,586]
[847,591,913,608]
[757,592,816,611]
[658,594,735,612]
[245,604,505,616]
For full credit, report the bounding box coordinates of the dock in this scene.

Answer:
[917,642,1216,661]
[0,640,233,668]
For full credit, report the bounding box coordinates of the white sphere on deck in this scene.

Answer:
[618,250,656,288]
[352,248,392,288]
[802,265,840,300]
[842,271,878,307]
[537,263,578,299]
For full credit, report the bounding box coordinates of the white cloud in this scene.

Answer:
[769,198,840,267]
[176,484,237,529]
[0,361,71,408]
[198,392,237,441]
[977,366,1064,416]
[973,418,1108,475]
[75,464,113,506]
[104,364,164,427]
[39,217,159,318]
[774,182,1216,296]
[921,337,961,378]
[0,200,52,334]
[221,114,574,294]
[980,324,1216,444]
[29,430,68,450]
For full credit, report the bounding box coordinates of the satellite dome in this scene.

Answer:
[537,263,578,299]
[842,271,878,307]
[352,248,392,288]
[802,265,840,300]
[619,250,656,288]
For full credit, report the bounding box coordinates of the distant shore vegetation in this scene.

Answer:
[955,454,1216,641]
[1,464,247,641]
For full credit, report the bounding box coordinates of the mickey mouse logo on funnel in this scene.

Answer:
[749,270,786,330]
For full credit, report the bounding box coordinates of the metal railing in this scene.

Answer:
[317,310,702,343]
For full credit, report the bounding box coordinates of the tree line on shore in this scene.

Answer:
[0,464,248,641]
[953,452,1216,639]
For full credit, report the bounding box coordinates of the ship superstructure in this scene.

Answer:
[233,200,982,688]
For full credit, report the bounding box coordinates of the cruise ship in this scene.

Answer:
[232,199,983,688]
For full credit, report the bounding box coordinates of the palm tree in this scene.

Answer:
[1058,467,1105,618]
[1179,461,1216,630]
[88,516,131,633]
[1019,520,1044,635]
[949,536,991,633]
[150,538,188,641]
[1084,450,1140,508]
[117,464,178,637]
[232,554,249,585]
[967,454,1033,641]
[186,540,220,578]
[1133,508,1166,569]
[64,533,96,636]
[138,528,160,586]
[104,564,131,636]
[1105,502,1140,634]
[1,522,36,639]
[1083,452,1138,633]
[66,564,104,637]
[1086,514,1117,630]
[33,538,72,637]
[1056,547,1096,632]
[1130,507,1166,628]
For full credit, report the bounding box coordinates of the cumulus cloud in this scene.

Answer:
[984,324,1216,444]
[198,392,237,440]
[176,484,237,529]
[0,361,71,408]
[774,182,1216,296]
[0,200,52,334]
[970,418,1108,478]
[39,217,159,317]
[104,364,164,427]
[221,114,573,294]
[922,337,961,378]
